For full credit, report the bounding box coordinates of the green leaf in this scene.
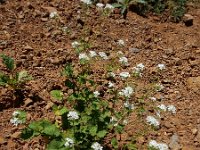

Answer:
[97,130,107,138]
[65,79,75,89]
[47,139,65,150]
[17,110,27,123]
[0,54,15,71]
[16,70,31,83]
[112,3,122,8]
[62,64,73,77]
[125,143,137,150]
[0,72,9,86]
[111,137,118,149]
[50,90,63,101]
[89,126,98,136]
[54,107,68,116]
[21,128,34,140]
[43,124,61,137]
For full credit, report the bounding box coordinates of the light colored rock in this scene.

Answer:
[187,76,200,92]
[169,134,181,150]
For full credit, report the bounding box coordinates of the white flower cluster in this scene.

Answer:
[79,53,90,61]
[98,52,108,60]
[67,111,79,120]
[124,101,134,110]
[49,11,58,18]
[96,3,104,8]
[119,86,133,98]
[64,138,74,148]
[119,72,130,79]
[119,56,129,66]
[96,3,114,11]
[10,111,23,126]
[149,140,169,150]
[108,72,116,78]
[91,142,103,150]
[89,51,97,57]
[155,83,164,92]
[146,116,160,127]
[110,116,118,126]
[133,63,145,76]
[105,4,114,10]
[80,0,92,5]
[157,64,166,70]
[72,41,80,48]
[167,105,176,114]
[157,104,176,114]
[93,91,100,97]
[108,81,115,88]
[117,39,125,46]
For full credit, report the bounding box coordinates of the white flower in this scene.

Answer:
[72,41,80,48]
[155,83,164,92]
[157,64,166,70]
[79,53,90,60]
[93,91,100,97]
[117,51,124,55]
[157,104,167,111]
[119,86,133,98]
[119,72,130,79]
[124,101,134,110]
[156,111,161,118]
[136,63,145,71]
[149,140,169,150]
[146,116,160,127]
[149,97,157,101]
[10,118,22,126]
[98,52,108,60]
[122,119,128,125]
[108,72,115,78]
[117,39,125,46]
[67,111,79,120]
[119,57,128,66]
[96,3,104,8]
[80,0,92,5]
[89,51,97,57]
[108,82,115,88]
[64,138,74,148]
[133,63,145,77]
[105,4,114,10]
[49,11,58,18]
[91,142,103,150]
[110,116,118,123]
[167,105,176,114]
[12,111,20,117]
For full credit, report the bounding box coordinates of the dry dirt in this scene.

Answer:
[0,0,200,149]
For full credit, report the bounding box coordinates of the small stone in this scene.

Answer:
[129,47,140,53]
[187,76,200,92]
[137,136,145,144]
[41,18,48,22]
[0,136,5,144]
[191,128,198,135]
[24,45,33,50]
[24,98,33,106]
[169,134,181,150]
[183,14,194,26]
[11,132,21,139]
[45,101,54,110]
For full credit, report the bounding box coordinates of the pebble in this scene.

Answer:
[183,14,194,26]
[169,134,181,150]
[129,47,140,53]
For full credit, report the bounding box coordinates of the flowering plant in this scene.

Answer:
[22,62,131,149]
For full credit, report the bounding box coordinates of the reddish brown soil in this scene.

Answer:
[0,0,200,149]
